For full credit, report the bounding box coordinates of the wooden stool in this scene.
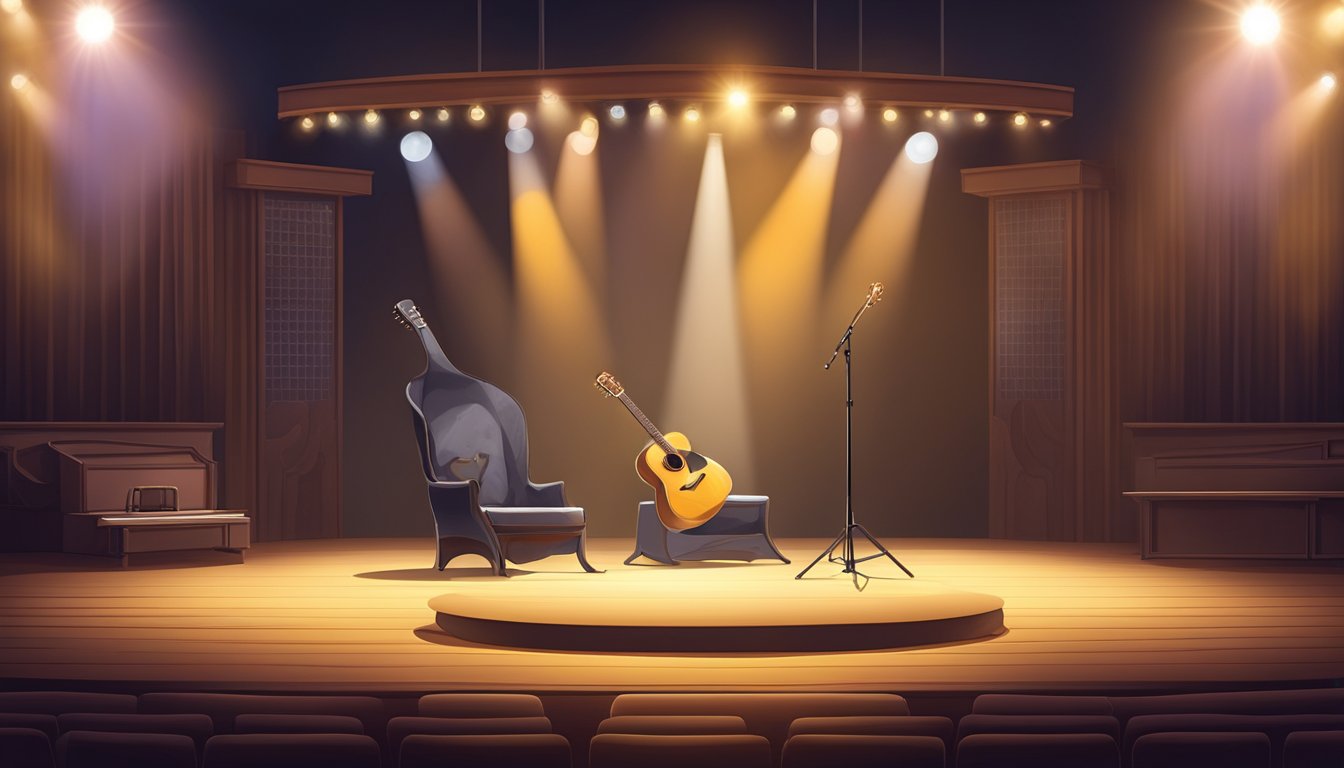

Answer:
[625,495,790,565]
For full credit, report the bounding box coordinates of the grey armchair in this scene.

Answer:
[395,300,600,576]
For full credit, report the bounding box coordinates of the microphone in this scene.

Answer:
[866,281,885,306]
[824,281,886,369]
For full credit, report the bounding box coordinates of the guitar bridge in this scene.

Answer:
[680,473,706,491]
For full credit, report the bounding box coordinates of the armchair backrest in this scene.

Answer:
[398,301,535,507]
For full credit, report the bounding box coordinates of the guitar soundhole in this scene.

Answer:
[662,453,685,471]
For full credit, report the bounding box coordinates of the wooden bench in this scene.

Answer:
[1125,490,1344,560]
[63,509,250,567]
[1125,424,1344,560]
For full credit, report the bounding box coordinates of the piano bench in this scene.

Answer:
[62,510,251,567]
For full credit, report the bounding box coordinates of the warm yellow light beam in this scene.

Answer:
[824,150,934,333]
[663,135,756,489]
[404,153,513,373]
[737,143,841,518]
[555,120,608,306]
[508,152,618,500]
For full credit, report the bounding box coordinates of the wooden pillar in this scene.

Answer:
[223,160,372,541]
[961,161,1118,541]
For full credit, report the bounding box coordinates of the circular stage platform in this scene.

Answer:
[429,567,1005,653]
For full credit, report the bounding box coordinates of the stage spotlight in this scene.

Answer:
[364,109,380,125]
[2,0,22,15]
[810,126,839,155]
[819,107,839,126]
[568,130,597,155]
[469,105,486,122]
[882,108,899,123]
[938,109,952,123]
[1326,6,1344,38]
[1241,4,1281,46]
[400,131,433,162]
[299,116,315,131]
[505,127,535,154]
[580,115,599,137]
[609,104,626,120]
[326,112,340,127]
[408,109,422,121]
[684,106,701,122]
[728,88,749,108]
[904,131,938,164]
[436,108,450,122]
[1321,72,1338,91]
[843,93,862,112]
[75,5,114,43]
[10,73,28,90]
[780,104,796,119]
[541,89,558,104]
[1039,118,1053,127]
[1012,112,1028,127]
[974,111,987,124]
[508,111,527,130]
[648,101,665,119]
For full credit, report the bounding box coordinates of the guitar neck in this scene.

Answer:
[616,392,679,456]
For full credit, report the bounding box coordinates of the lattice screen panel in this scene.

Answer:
[994,196,1066,401]
[263,195,336,404]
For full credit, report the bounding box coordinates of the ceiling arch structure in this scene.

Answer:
[276,64,1074,118]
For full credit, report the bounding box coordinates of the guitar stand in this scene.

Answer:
[796,285,914,582]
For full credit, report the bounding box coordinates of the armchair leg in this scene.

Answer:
[575,532,604,573]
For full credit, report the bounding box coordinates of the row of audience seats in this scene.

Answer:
[0,688,1340,767]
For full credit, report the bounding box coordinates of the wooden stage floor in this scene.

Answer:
[1,538,1342,695]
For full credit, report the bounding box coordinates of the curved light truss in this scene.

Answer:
[277,64,1073,119]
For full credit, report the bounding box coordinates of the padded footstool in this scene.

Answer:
[625,495,790,565]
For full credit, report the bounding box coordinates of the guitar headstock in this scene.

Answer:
[594,371,624,398]
[394,299,428,330]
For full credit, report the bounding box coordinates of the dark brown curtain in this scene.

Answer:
[1116,56,1344,425]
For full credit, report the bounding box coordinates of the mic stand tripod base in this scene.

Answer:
[795,522,915,580]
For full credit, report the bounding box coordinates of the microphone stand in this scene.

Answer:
[796,283,915,581]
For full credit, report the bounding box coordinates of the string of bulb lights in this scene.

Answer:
[298,88,1051,168]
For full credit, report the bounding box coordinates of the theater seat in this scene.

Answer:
[417,692,545,718]
[0,692,136,716]
[1111,689,1344,723]
[955,733,1120,768]
[783,734,945,768]
[139,693,384,736]
[972,694,1113,716]
[233,714,364,734]
[788,715,955,751]
[1123,713,1344,764]
[386,715,552,756]
[57,730,196,768]
[588,733,771,768]
[1284,730,1344,768]
[597,715,748,735]
[1132,731,1270,768]
[202,733,380,768]
[58,713,213,752]
[957,713,1121,742]
[400,733,571,768]
[0,726,54,768]
[609,692,909,762]
[0,713,59,742]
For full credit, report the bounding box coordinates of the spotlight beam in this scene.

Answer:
[663,135,756,489]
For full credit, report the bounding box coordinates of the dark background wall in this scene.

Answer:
[4,0,1340,541]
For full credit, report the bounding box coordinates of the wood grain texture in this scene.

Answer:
[0,538,1341,694]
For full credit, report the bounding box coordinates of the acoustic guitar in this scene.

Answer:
[594,371,732,531]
